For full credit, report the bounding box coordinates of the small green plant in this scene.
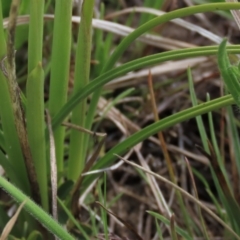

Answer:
[1,0,240,239]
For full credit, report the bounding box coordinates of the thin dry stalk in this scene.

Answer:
[62,122,106,137]
[147,71,176,185]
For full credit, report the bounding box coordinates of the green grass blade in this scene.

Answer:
[206,113,240,234]
[206,94,239,232]
[102,3,240,72]
[48,0,72,174]
[68,0,95,181]
[207,94,228,178]
[26,0,48,210]
[210,165,240,234]
[52,45,240,131]
[155,218,164,240]
[218,38,240,106]
[0,175,75,240]
[83,4,112,174]
[207,102,240,234]
[28,0,44,73]
[188,67,210,153]
[26,63,48,211]
[98,175,109,240]
[27,231,43,240]
[57,197,90,240]
[193,168,225,219]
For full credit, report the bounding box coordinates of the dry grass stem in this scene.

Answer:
[62,122,106,137]
[147,71,176,185]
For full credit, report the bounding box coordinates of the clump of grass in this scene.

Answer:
[0,1,240,239]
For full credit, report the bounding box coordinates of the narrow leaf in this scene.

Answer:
[26,62,48,210]
[218,39,240,106]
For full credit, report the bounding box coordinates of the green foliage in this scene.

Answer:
[1,0,240,239]
[48,0,72,175]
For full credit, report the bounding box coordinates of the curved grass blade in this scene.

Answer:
[28,0,44,73]
[27,0,47,208]
[102,3,240,72]
[52,45,240,130]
